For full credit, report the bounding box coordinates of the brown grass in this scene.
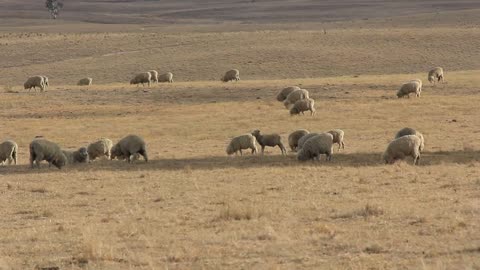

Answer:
[0,9,479,269]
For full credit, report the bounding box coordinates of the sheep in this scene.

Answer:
[297,133,320,150]
[87,138,113,161]
[29,139,67,169]
[383,135,422,165]
[24,76,45,92]
[297,133,334,161]
[394,127,425,151]
[397,79,422,98]
[0,140,18,165]
[111,135,148,163]
[251,130,287,155]
[221,69,240,82]
[226,134,258,155]
[327,129,345,151]
[428,67,444,84]
[148,70,159,83]
[78,77,93,86]
[158,72,173,83]
[276,86,301,102]
[62,147,89,164]
[288,129,309,151]
[130,72,152,87]
[283,89,310,108]
[290,98,316,116]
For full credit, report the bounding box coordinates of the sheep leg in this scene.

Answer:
[261,146,265,155]
[139,149,148,163]
[279,143,287,155]
[30,152,36,168]
[239,149,243,156]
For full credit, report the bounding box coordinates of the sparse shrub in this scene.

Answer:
[364,243,384,254]
[333,204,384,219]
[216,203,262,221]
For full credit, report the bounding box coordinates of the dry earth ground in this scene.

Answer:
[0,3,479,270]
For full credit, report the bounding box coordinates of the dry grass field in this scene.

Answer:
[0,2,480,269]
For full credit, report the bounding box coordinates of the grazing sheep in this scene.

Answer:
[29,139,67,169]
[130,72,152,87]
[0,140,18,165]
[288,129,309,151]
[297,133,334,161]
[395,127,425,151]
[221,69,240,82]
[78,77,93,86]
[283,89,310,108]
[290,98,316,116]
[397,79,422,98]
[111,135,148,163]
[277,86,301,102]
[87,138,113,161]
[62,147,89,164]
[226,134,258,156]
[428,67,444,84]
[158,72,173,83]
[24,76,45,92]
[297,133,320,150]
[327,129,345,151]
[148,70,159,83]
[383,135,422,165]
[251,130,287,155]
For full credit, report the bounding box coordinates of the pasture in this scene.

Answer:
[0,1,479,269]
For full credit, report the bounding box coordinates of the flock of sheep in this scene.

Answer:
[22,68,242,92]
[226,126,424,165]
[0,135,147,169]
[226,66,445,165]
[3,67,444,168]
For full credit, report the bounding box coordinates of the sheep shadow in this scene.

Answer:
[1,150,478,175]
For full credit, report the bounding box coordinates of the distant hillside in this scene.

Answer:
[1,0,480,24]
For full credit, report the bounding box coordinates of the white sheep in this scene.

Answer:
[395,127,425,151]
[0,140,18,165]
[226,134,258,155]
[29,139,67,169]
[288,129,309,151]
[428,67,444,84]
[297,133,334,161]
[251,129,287,155]
[24,76,45,92]
[290,98,316,116]
[327,129,345,151]
[397,79,422,98]
[130,72,152,87]
[277,86,301,102]
[383,135,422,165]
[62,147,89,164]
[221,69,240,82]
[297,133,320,150]
[148,70,159,83]
[87,138,113,161]
[283,89,310,108]
[78,77,93,86]
[111,135,148,163]
[158,72,173,83]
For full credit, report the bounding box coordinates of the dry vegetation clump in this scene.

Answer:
[215,202,264,221]
[333,204,384,219]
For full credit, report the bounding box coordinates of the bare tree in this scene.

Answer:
[45,0,64,19]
